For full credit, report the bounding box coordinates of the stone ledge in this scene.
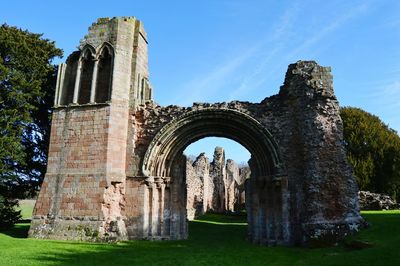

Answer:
[53,102,111,109]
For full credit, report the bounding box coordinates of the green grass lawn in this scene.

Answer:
[17,200,36,220]
[0,211,399,265]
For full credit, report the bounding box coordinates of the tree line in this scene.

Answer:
[341,107,400,201]
[1,25,399,227]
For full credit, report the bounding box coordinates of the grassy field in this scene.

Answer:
[0,209,399,265]
[17,200,36,220]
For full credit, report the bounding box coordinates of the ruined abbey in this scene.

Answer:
[29,17,365,245]
[186,147,249,220]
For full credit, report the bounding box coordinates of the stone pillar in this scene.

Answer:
[150,181,159,237]
[209,147,226,212]
[54,63,66,106]
[142,175,187,240]
[159,182,166,236]
[72,59,82,104]
[161,177,171,238]
[90,59,99,103]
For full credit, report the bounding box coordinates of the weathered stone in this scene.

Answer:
[30,17,365,246]
[185,149,248,219]
[186,153,209,220]
[358,191,398,210]
[225,159,238,212]
[235,166,250,211]
[209,147,226,212]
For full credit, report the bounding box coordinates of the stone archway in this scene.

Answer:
[141,108,289,244]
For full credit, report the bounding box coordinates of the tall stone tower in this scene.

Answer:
[55,17,153,108]
[30,17,153,240]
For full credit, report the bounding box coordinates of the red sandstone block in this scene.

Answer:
[99,180,107,188]
[90,194,101,202]
[63,197,70,203]
[35,209,44,216]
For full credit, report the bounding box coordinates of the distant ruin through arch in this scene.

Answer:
[30,17,365,245]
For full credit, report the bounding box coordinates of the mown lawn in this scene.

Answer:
[17,200,36,220]
[0,211,399,265]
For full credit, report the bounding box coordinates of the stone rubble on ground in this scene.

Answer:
[358,191,398,210]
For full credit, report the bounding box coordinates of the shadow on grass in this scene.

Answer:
[194,212,247,225]
[33,224,248,265]
[3,212,399,265]
[0,223,30,238]
[32,214,256,265]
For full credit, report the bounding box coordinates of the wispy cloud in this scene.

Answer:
[371,80,400,108]
[174,45,260,106]
[228,1,373,101]
[174,1,372,106]
[173,2,302,106]
[360,77,400,133]
[377,80,400,132]
[287,2,371,58]
[227,4,301,100]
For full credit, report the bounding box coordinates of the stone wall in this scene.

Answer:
[186,148,249,220]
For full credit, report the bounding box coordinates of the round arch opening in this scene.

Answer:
[143,108,283,179]
[140,108,289,244]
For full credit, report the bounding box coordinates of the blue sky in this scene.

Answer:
[3,0,399,163]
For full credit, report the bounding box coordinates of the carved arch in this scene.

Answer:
[81,44,96,57]
[78,45,96,104]
[142,108,284,179]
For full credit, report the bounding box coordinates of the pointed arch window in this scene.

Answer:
[95,45,113,103]
[60,51,80,105]
[78,49,95,104]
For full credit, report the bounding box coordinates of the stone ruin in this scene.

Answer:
[358,191,398,210]
[29,17,366,245]
[186,147,249,220]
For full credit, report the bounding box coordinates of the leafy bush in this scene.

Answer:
[0,195,21,228]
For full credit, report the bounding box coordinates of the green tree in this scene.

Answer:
[341,107,400,201]
[0,24,62,226]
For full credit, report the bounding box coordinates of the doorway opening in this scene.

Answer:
[184,137,250,220]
